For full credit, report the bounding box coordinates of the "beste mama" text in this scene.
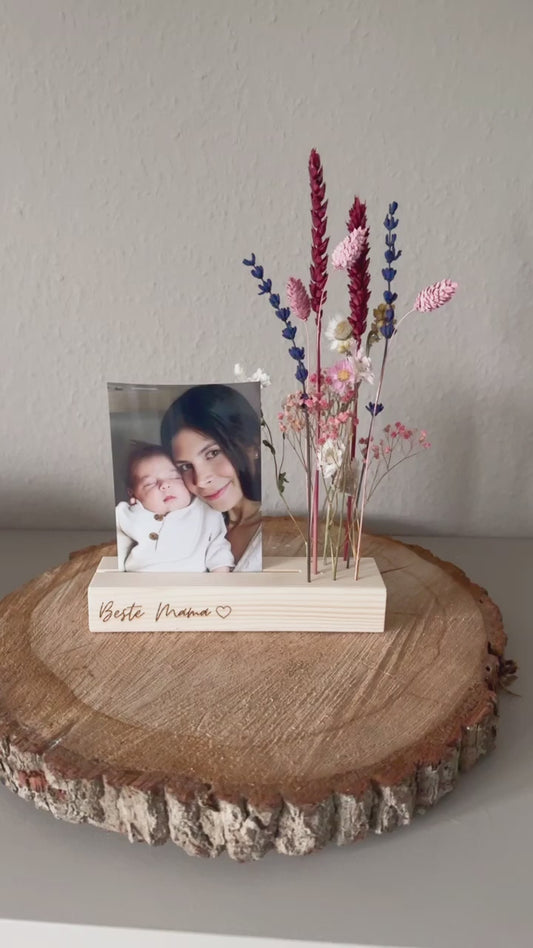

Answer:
[98,600,212,623]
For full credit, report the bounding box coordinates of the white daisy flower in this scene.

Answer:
[325,315,353,353]
[233,364,271,388]
[249,368,271,388]
[317,438,346,480]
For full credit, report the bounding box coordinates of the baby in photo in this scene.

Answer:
[116,443,234,572]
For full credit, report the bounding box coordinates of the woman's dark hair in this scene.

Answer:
[125,442,174,493]
[160,385,261,503]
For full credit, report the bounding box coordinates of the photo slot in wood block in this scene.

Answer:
[87,556,387,633]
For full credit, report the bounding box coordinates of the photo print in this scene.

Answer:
[108,382,262,573]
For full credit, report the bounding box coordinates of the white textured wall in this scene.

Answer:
[0,0,531,535]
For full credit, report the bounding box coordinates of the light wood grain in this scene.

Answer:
[88,555,387,632]
[0,519,508,860]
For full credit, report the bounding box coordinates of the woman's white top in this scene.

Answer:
[233,525,262,572]
[115,497,234,572]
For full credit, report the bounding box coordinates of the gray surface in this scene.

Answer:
[0,531,531,948]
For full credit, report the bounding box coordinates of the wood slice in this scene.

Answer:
[0,519,508,861]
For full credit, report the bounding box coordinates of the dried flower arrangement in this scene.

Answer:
[241,149,457,582]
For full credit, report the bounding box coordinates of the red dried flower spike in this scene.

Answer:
[346,196,370,345]
[308,149,329,318]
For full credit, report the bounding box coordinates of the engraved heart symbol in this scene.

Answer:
[216,605,232,620]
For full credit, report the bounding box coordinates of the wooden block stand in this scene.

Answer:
[88,555,387,633]
[0,519,510,861]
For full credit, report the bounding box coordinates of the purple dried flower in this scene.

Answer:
[243,254,308,387]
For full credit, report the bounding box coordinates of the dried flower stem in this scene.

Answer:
[311,284,328,575]
[309,149,329,577]
[354,338,390,579]
[344,199,370,569]
[394,307,415,332]
[332,447,351,580]
[286,431,308,471]
[262,416,306,545]
[366,448,429,502]
[344,387,359,566]
[345,497,361,569]
[323,490,332,566]
[304,405,312,583]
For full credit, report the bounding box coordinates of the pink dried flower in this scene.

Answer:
[349,343,375,385]
[279,392,306,434]
[331,227,367,270]
[414,279,458,312]
[286,277,311,322]
[329,357,356,395]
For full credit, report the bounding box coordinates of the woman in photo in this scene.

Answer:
[160,384,262,571]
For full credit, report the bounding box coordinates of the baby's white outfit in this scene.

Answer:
[116,497,234,572]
